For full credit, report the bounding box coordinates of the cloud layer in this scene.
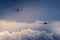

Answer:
[0,20,43,32]
[0,29,54,40]
[49,21,60,34]
[0,20,60,40]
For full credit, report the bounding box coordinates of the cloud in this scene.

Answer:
[0,29,54,40]
[49,21,60,34]
[0,20,60,40]
[0,20,43,32]
[0,20,60,34]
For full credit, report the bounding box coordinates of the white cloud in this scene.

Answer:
[0,20,60,35]
[0,20,43,32]
[0,20,60,40]
[49,21,60,34]
[0,29,54,40]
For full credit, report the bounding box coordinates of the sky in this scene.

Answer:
[0,0,60,22]
[0,0,60,40]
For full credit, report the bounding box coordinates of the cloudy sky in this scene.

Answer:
[0,0,60,40]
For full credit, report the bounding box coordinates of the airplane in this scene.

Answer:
[16,7,23,12]
[39,18,49,25]
[39,21,49,25]
[14,8,24,15]
[43,22,49,24]
[8,7,24,15]
[16,8,19,11]
[15,7,23,13]
[40,18,49,24]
